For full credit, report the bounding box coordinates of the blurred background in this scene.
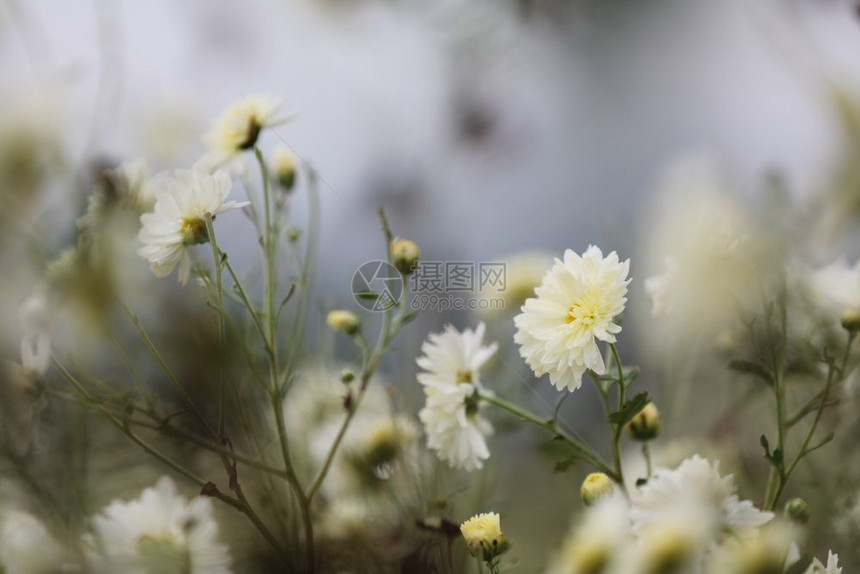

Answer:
[1,0,860,571]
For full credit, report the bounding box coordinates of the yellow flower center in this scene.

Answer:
[180,217,209,245]
[456,371,473,385]
[137,535,191,574]
[565,293,605,328]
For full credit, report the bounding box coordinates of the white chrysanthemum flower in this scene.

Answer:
[137,165,247,285]
[543,494,630,574]
[203,94,283,166]
[805,551,842,574]
[0,510,65,574]
[630,455,773,539]
[809,259,860,315]
[514,246,630,392]
[88,476,232,574]
[417,323,498,471]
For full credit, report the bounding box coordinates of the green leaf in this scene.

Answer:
[607,391,650,426]
[553,456,580,473]
[729,360,772,384]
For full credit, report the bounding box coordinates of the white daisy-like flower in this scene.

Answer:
[514,246,631,392]
[805,551,842,574]
[630,455,773,539]
[0,510,65,574]
[137,165,247,285]
[88,476,232,574]
[203,94,283,165]
[417,323,499,471]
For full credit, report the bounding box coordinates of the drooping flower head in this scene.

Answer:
[204,94,282,160]
[137,165,247,284]
[514,246,630,392]
[417,323,498,471]
[88,476,232,574]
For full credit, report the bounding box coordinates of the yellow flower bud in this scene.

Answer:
[272,147,296,191]
[460,512,510,561]
[841,309,860,334]
[626,402,661,441]
[581,472,613,506]
[326,310,360,335]
[390,237,420,275]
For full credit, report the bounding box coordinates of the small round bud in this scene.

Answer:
[626,402,661,441]
[340,369,355,384]
[783,498,810,524]
[581,472,613,506]
[841,309,860,334]
[460,512,510,562]
[272,147,296,191]
[390,237,420,275]
[326,310,360,335]
[285,227,301,243]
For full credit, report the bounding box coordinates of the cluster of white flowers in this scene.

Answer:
[87,476,232,574]
[542,455,844,574]
[514,246,630,392]
[416,322,498,471]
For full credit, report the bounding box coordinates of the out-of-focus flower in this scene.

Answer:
[0,361,46,454]
[203,94,283,167]
[460,512,509,560]
[477,251,554,317]
[138,166,247,285]
[0,510,65,574]
[805,551,842,574]
[543,494,629,574]
[643,257,678,317]
[809,259,860,321]
[0,92,61,210]
[326,309,361,335]
[116,159,157,214]
[704,521,796,574]
[271,147,296,191]
[640,155,773,345]
[18,292,52,375]
[514,246,630,392]
[88,476,232,574]
[417,323,498,471]
[630,455,773,539]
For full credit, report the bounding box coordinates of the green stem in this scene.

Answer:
[608,343,627,488]
[205,215,227,437]
[479,392,617,481]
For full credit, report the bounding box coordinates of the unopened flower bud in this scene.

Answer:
[390,237,420,275]
[326,310,360,335]
[285,227,301,243]
[841,309,860,334]
[272,147,296,191]
[783,498,810,524]
[340,369,355,384]
[626,402,661,441]
[581,472,613,506]
[460,512,510,562]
